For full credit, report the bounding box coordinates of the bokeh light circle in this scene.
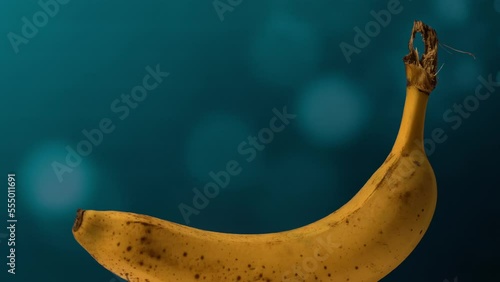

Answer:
[20,141,95,217]
[495,0,500,13]
[16,140,98,251]
[297,74,371,147]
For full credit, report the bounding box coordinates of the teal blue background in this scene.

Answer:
[1,0,499,281]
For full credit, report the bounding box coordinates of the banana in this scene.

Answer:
[73,21,440,282]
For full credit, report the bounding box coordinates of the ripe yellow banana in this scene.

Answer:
[73,21,440,282]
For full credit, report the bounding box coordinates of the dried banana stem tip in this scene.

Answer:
[73,209,85,232]
[403,20,439,93]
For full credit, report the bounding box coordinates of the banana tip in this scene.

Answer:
[73,208,85,233]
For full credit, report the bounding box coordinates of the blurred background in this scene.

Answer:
[0,0,499,281]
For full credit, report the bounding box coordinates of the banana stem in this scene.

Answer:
[392,86,429,151]
[393,21,438,152]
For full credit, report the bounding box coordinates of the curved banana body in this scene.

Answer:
[73,22,439,282]
[72,83,437,282]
